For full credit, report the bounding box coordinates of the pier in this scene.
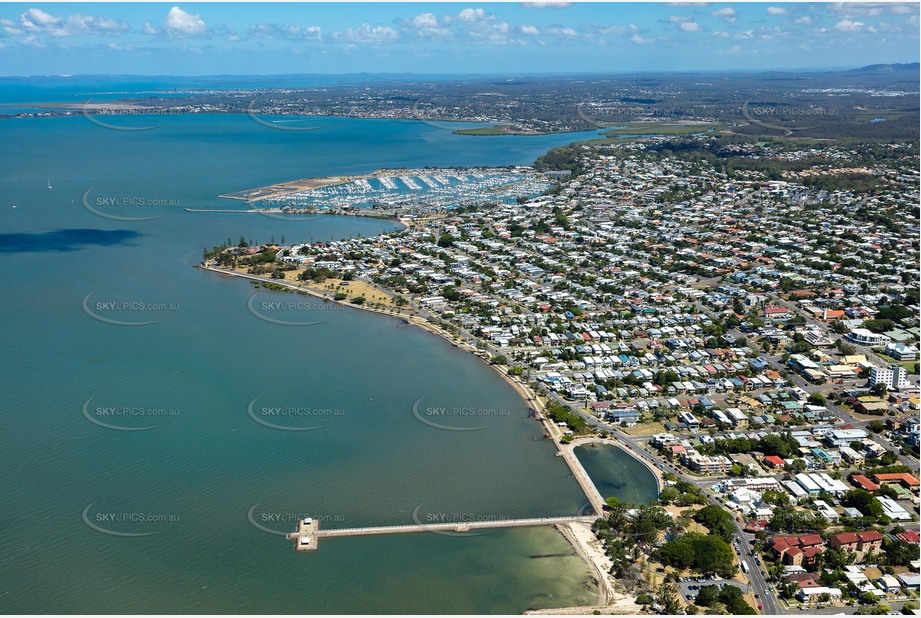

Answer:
[277,338,617,555]
[287,515,597,552]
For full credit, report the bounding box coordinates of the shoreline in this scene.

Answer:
[200,263,658,613]
[526,521,643,615]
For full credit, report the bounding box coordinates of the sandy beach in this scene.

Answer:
[526,521,644,615]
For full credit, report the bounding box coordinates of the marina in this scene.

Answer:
[221,167,553,215]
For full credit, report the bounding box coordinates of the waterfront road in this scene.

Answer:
[540,388,783,614]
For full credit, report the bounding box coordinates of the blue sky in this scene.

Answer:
[0,2,918,75]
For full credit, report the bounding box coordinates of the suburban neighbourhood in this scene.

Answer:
[205,133,920,614]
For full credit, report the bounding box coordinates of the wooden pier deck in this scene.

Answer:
[288,515,596,552]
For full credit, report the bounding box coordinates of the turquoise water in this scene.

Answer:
[0,110,635,613]
[574,444,660,506]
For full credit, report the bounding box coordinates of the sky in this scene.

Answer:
[0,2,918,75]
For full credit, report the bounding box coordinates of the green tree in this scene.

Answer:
[629,505,673,545]
[658,486,680,505]
[861,319,894,334]
[695,585,719,607]
[693,505,736,542]
[695,535,737,576]
[842,490,883,519]
[867,420,886,434]
[656,582,683,616]
[635,593,654,606]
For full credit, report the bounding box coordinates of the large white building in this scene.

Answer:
[869,364,910,390]
[846,328,889,346]
[884,342,918,361]
[797,587,842,603]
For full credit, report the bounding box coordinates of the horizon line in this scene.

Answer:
[2,62,919,80]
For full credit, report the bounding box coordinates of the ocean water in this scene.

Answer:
[0,106,648,613]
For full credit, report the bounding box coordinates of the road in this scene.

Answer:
[397,278,915,615]
[727,513,781,615]
[538,386,783,614]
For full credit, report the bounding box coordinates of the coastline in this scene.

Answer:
[200,263,655,613]
[526,521,643,615]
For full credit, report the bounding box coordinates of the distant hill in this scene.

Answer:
[846,62,920,74]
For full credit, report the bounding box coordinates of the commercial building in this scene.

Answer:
[846,328,889,346]
[869,364,911,390]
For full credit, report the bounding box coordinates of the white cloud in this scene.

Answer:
[65,14,130,35]
[597,25,629,35]
[21,8,60,29]
[142,22,158,35]
[19,8,69,36]
[711,7,737,23]
[520,24,540,35]
[767,6,788,15]
[521,2,572,7]
[827,2,917,18]
[165,6,206,36]
[545,26,577,37]
[1,18,23,36]
[668,15,693,23]
[631,34,655,44]
[336,23,398,43]
[223,23,241,42]
[680,21,701,32]
[410,12,450,37]
[457,8,486,23]
[712,30,730,38]
[2,8,129,38]
[794,16,812,25]
[835,19,865,31]
[250,23,322,40]
[412,13,438,29]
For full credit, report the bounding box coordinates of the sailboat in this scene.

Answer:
[47,179,53,190]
